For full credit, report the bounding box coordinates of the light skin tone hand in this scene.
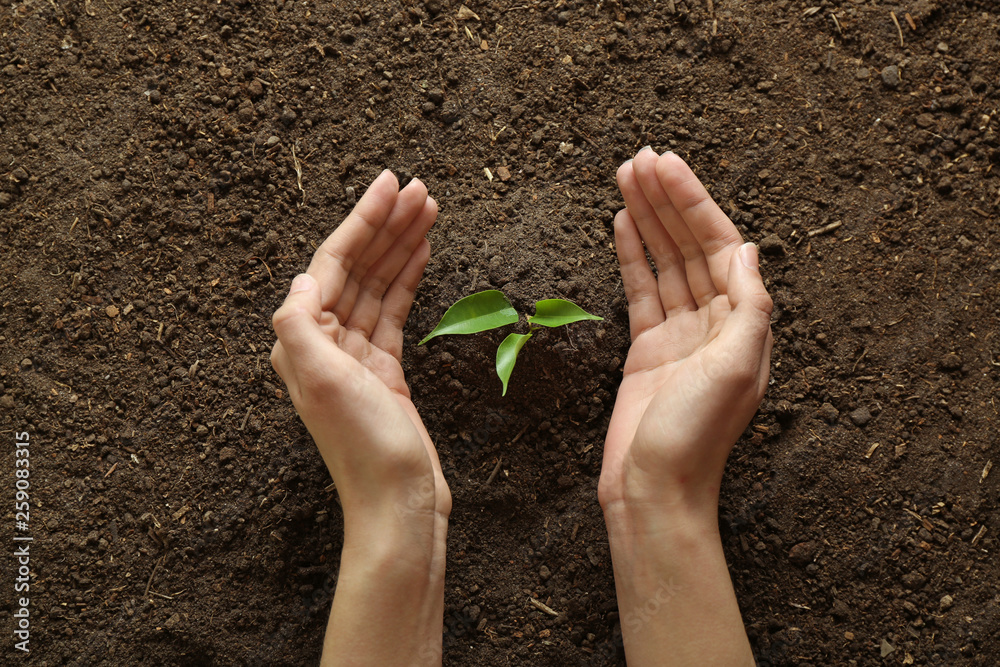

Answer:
[599,148,773,666]
[271,171,450,666]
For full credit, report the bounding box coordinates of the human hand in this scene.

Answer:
[596,149,768,667]
[270,170,451,533]
[599,148,773,522]
[271,171,450,666]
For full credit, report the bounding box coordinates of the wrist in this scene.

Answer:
[341,488,448,562]
[602,494,752,667]
[329,506,449,667]
[601,453,723,534]
[603,494,721,556]
[340,520,445,582]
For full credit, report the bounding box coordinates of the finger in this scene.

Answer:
[370,238,432,361]
[716,244,773,366]
[631,148,721,307]
[706,293,732,337]
[332,178,430,320]
[271,273,337,366]
[617,157,697,314]
[613,209,665,339]
[306,170,400,310]
[344,196,438,337]
[654,152,744,298]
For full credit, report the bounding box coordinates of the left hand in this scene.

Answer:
[272,173,451,666]
[270,171,451,531]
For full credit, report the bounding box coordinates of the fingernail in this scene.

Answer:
[740,243,759,271]
[289,273,315,294]
[640,145,653,153]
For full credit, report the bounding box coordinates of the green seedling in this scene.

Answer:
[419,290,603,396]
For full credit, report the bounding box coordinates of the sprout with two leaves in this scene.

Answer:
[419,290,603,395]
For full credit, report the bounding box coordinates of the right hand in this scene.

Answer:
[599,149,774,521]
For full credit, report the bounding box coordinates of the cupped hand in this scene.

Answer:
[270,171,451,526]
[599,149,773,520]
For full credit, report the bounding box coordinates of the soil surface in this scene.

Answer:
[2,0,999,665]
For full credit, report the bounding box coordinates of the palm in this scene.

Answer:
[321,312,409,396]
[599,151,772,511]
[602,299,741,495]
[318,312,436,470]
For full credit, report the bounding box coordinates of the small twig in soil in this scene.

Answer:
[829,13,842,35]
[852,348,868,373]
[144,555,166,599]
[565,326,578,351]
[890,11,904,47]
[210,334,230,357]
[571,127,599,149]
[244,256,273,281]
[807,220,842,237]
[291,141,306,208]
[240,406,252,431]
[484,458,502,486]
[510,424,530,445]
[104,462,118,478]
[529,598,560,617]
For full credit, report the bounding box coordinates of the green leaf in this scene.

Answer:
[495,333,532,396]
[419,290,518,345]
[527,299,603,328]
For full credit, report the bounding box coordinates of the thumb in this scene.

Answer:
[720,243,773,352]
[271,273,328,358]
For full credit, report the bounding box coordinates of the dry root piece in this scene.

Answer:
[457,5,480,21]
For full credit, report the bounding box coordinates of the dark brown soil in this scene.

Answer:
[2,0,999,665]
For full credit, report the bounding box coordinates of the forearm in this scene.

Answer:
[604,501,755,667]
[322,506,449,667]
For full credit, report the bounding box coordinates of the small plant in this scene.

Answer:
[419,290,603,395]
